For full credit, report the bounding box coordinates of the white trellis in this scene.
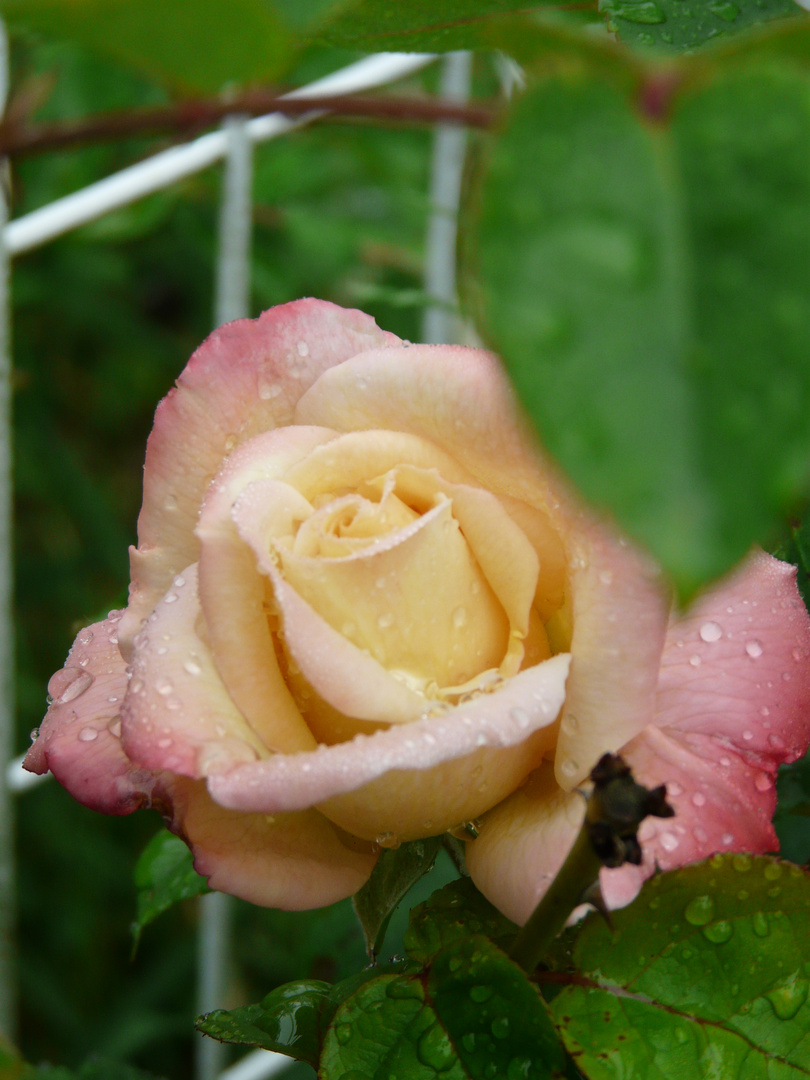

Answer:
[0,38,472,1080]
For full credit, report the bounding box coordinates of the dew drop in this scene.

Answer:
[375,832,401,850]
[335,1023,352,1045]
[765,975,809,1021]
[461,1033,476,1053]
[163,592,178,605]
[469,985,493,1003]
[699,621,722,643]
[377,612,394,630]
[745,639,763,659]
[768,733,786,750]
[296,340,310,357]
[732,853,752,872]
[691,792,706,807]
[764,862,783,881]
[755,772,774,793]
[156,681,174,696]
[667,781,684,797]
[77,726,99,742]
[48,667,95,705]
[164,494,179,512]
[599,570,613,586]
[107,717,122,737]
[78,628,95,645]
[491,1016,510,1039]
[721,832,734,845]
[688,654,701,667]
[560,758,579,778]
[742,730,754,741]
[183,660,202,676]
[659,831,679,852]
[510,707,531,730]
[416,1023,455,1072]
[702,921,733,944]
[452,606,468,629]
[684,895,714,926]
[752,912,769,938]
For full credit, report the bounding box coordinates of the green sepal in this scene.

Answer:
[353,836,442,959]
[131,830,209,947]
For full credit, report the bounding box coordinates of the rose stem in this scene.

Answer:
[508,754,673,974]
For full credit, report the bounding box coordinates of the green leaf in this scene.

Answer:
[353,837,442,959]
[132,829,209,946]
[468,58,810,596]
[196,979,335,1067]
[313,0,575,52]
[196,963,416,1066]
[320,935,566,1079]
[0,0,294,93]
[546,854,810,1078]
[22,1059,167,1080]
[403,878,518,964]
[600,0,801,52]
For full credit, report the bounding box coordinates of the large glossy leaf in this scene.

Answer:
[0,0,294,93]
[600,0,802,52]
[468,55,810,595]
[546,855,810,1078]
[320,935,565,1080]
[403,877,518,964]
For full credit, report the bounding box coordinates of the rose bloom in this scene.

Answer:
[26,300,810,923]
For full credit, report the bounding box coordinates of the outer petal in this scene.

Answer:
[122,565,269,777]
[119,300,400,657]
[24,612,157,814]
[296,348,671,787]
[197,426,338,752]
[654,551,810,766]
[465,763,584,926]
[207,654,570,842]
[164,777,376,910]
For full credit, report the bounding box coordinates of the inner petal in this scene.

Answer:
[277,496,510,694]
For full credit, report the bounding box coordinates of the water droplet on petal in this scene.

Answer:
[699,621,722,643]
[77,628,94,645]
[742,730,754,741]
[48,667,94,705]
[107,717,122,738]
[689,654,701,667]
[667,781,684,797]
[377,612,394,630]
[296,340,310,358]
[510,707,531,729]
[452,606,468,629]
[745,639,763,659]
[721,832,734,845]
[755,772,774,793]
[156,681,174,696]
[560,758,579,778]
[78,726,99,742]
[691,792,706,807]
[659,831,679,852]
[184,660,202,676]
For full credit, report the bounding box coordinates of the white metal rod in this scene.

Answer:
[198,108,256,1080]
[423,52,472,346]
[3,53,435,257]
[0,14,15,1041]
[219,1048,297,1080]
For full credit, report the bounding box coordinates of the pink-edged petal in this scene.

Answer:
[656,551,810,767]
[294,349,671,788]
[197,427,338,752]
[122,564,268,777]
[466,762,585,926]
[24,613,155,814]
[207,654,570,841]
[619,723,779,877]
[164,777,376,910]
[119,300,400,657]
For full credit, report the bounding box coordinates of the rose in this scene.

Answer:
[26,299,810,922]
